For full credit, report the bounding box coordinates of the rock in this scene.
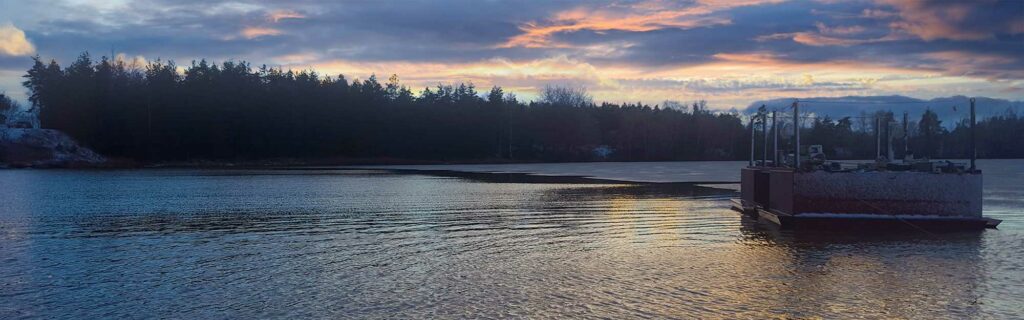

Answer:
[0,127,105,167]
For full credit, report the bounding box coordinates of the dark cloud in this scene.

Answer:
[8,1,1022,71]
[0,56,33,70]
[0,0,1021,105]
[10,0,584,65]
[875,0,1024,40]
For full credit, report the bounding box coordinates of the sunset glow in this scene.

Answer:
[0,0,1021,108]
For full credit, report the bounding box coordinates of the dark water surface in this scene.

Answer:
[1,160,1023,319]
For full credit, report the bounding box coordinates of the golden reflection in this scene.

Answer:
[531,183,987,318]
[603,195,690,244]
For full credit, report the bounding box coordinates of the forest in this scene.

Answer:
[16,52,1024,163]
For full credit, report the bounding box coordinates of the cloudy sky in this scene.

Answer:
[0,0,1022,108]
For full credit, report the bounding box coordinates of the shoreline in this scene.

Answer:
[2,157,750,169]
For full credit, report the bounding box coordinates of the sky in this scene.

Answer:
[0,0,1022,109]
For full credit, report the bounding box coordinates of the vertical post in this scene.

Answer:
[749,117,755,167]
[875,116,881,159]
[902,111,908,160]
[887,115,894,161]
[793,100,800,169]
[147,96,152,161]
[762,107,768,166]
[509,105,514,160]
[772,110,778,167]
[970,97,976,171]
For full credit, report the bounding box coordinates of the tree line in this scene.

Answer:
[0,95,13,123]
[20,52,748,162]
[17,52,1024,163]
[789,108,1024,160]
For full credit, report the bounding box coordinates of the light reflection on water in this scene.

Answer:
[0,167,1022,319]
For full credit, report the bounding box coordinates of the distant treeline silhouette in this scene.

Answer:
[784,110,1024,160]
[0,94,17,123]
[18,52,1024,163]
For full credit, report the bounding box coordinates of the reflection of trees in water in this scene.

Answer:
[70,211,340,236]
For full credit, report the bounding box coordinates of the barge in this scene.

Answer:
[732,99,1001,231]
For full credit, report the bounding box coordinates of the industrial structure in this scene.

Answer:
[731,98,1001,231]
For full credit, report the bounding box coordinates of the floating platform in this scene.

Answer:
[734,166,1001,231]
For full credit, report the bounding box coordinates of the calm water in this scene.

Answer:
[1,160,1023,319]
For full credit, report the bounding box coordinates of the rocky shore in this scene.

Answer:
[0,127,105,168]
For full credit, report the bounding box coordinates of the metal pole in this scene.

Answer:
[793,100,800,169]
[772,110,778,167]
[749,117,755,167]
[876,116,881,159]
[887,116,894,161]
[508,105,513,160]
[762,107,768,166]
[903,111,908,160]
[970,98,976,171]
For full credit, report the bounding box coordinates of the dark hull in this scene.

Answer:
[756,208,1000,231]
[736,167,998,232]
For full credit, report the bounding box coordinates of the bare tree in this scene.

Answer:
[0,93,19,125]
[662,100,688,112]
[540,85,592,107]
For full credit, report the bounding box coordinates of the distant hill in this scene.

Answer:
[745,95,1024,126]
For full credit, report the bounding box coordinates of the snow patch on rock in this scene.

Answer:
[0,127,105,167]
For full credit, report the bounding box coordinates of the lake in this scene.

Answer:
[1,160,1022,318]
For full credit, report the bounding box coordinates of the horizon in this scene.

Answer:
[3,2,1024,318]
[6,52,1024,112]
[1,0,1022,108]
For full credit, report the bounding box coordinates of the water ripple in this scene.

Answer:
[0,167,1022,319]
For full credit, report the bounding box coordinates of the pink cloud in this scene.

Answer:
[501,0,783,48]
[757,20,901,47]
[241,27,282,39]
[876,0,998,41]
[267,10,305,23]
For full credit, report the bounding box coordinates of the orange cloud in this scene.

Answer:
[272,53,319,65]
[241,27,282,39]
[501,0,783,48]
[227,10,303,41]
[0,23,35,56]
[502,9,728,48]
[757,22,901,47]
[267,10,305,23]
[793,32,871,46]
[757,32,880,47]
[876,0,995,41]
